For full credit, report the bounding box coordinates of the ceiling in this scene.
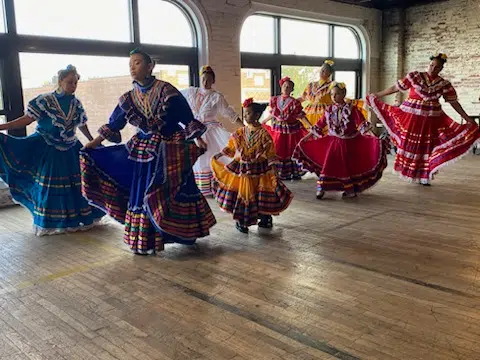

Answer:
[330,0,447,9]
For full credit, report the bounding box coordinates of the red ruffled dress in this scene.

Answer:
[264,95,308,179]
[367,71,479,184]
[293,103,388,195]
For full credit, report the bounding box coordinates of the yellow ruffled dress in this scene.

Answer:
[211,125,293,226]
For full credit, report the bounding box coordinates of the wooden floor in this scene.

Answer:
[1,156,480,360]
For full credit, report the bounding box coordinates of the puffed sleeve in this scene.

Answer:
[218,94,239,123]
[26,94,48,121]
[292,98,306,118]
[396,72,414,91]
[221,134,236,158]
[352,106,372,134]
[442,82,458,103]
[311,114,327,137]
[98,105,128,144]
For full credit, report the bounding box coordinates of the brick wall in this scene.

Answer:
[381,0,480,119]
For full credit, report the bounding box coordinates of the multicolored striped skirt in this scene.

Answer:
[80,139,216,254]
[0,133,104,235]
[211,158,293,226]
[193,122,231,196]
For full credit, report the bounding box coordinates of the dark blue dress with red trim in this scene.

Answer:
[0,91,105,235]
[80,78,216,254]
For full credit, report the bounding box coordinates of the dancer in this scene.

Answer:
[81,49,216,255]
[262,76,309,180]
[0,65,104,235]
[299,60,335,128]
[294,82,388,199]
[211,98,293,233]
[181,65,242,196]
[367,53,478,185]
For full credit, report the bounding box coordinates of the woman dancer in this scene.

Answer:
[0,65,104,235]
[367,53,478,185]
[81,49,216,254]
[262,76,309,180]
[181,65,242,195]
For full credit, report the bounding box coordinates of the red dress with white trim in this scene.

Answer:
[293,103,388,195]
[367,71,479,184]
[264,95,308,179]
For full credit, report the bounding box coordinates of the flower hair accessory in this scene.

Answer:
[65,64,75,71]
[242,98,254,108]
[279,76,292,87]
[431,53,448,61]
[324,60,335,66]
[200,65,214,75]
[329,81,346,91]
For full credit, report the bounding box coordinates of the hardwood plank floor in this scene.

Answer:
[1,156,480,359]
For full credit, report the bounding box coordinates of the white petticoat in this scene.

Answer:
[193,123,231,195]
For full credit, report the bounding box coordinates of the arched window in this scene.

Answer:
[240,15,363,101]
[0,0,200,139]
[138,0,195,47]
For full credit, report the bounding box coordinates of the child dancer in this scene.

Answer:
[262,76,310,180]
[294,82,388,199]
[211,98,293,233]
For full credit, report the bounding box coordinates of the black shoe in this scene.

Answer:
[342,192,357,199]
[236,222,249,233]
[316,191,325,199]
[258,215,273,229]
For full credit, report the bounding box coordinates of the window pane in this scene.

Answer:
[139,0,193,46]
[240,15,274,54]
[153,65,190,90]
[334,27,360,59]
[0,115,5,135]
[334,71,356,98]
[14,0,130,41]
[281,65,321,99]
[0,0,5,33]
[241,69,271,104]
[281,19,328,57]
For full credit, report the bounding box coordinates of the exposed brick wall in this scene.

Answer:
[381,0,480,119]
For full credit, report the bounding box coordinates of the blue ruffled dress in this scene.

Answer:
[0,91,104,235]
[80,78,216,254]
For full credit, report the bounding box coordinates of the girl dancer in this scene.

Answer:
[294,82,388,199]
[262,76,309,180]
[211,98,293,233]
[81,49,216,255]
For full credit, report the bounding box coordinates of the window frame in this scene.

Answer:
[0,0,199,136]
[240,15,363,100]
